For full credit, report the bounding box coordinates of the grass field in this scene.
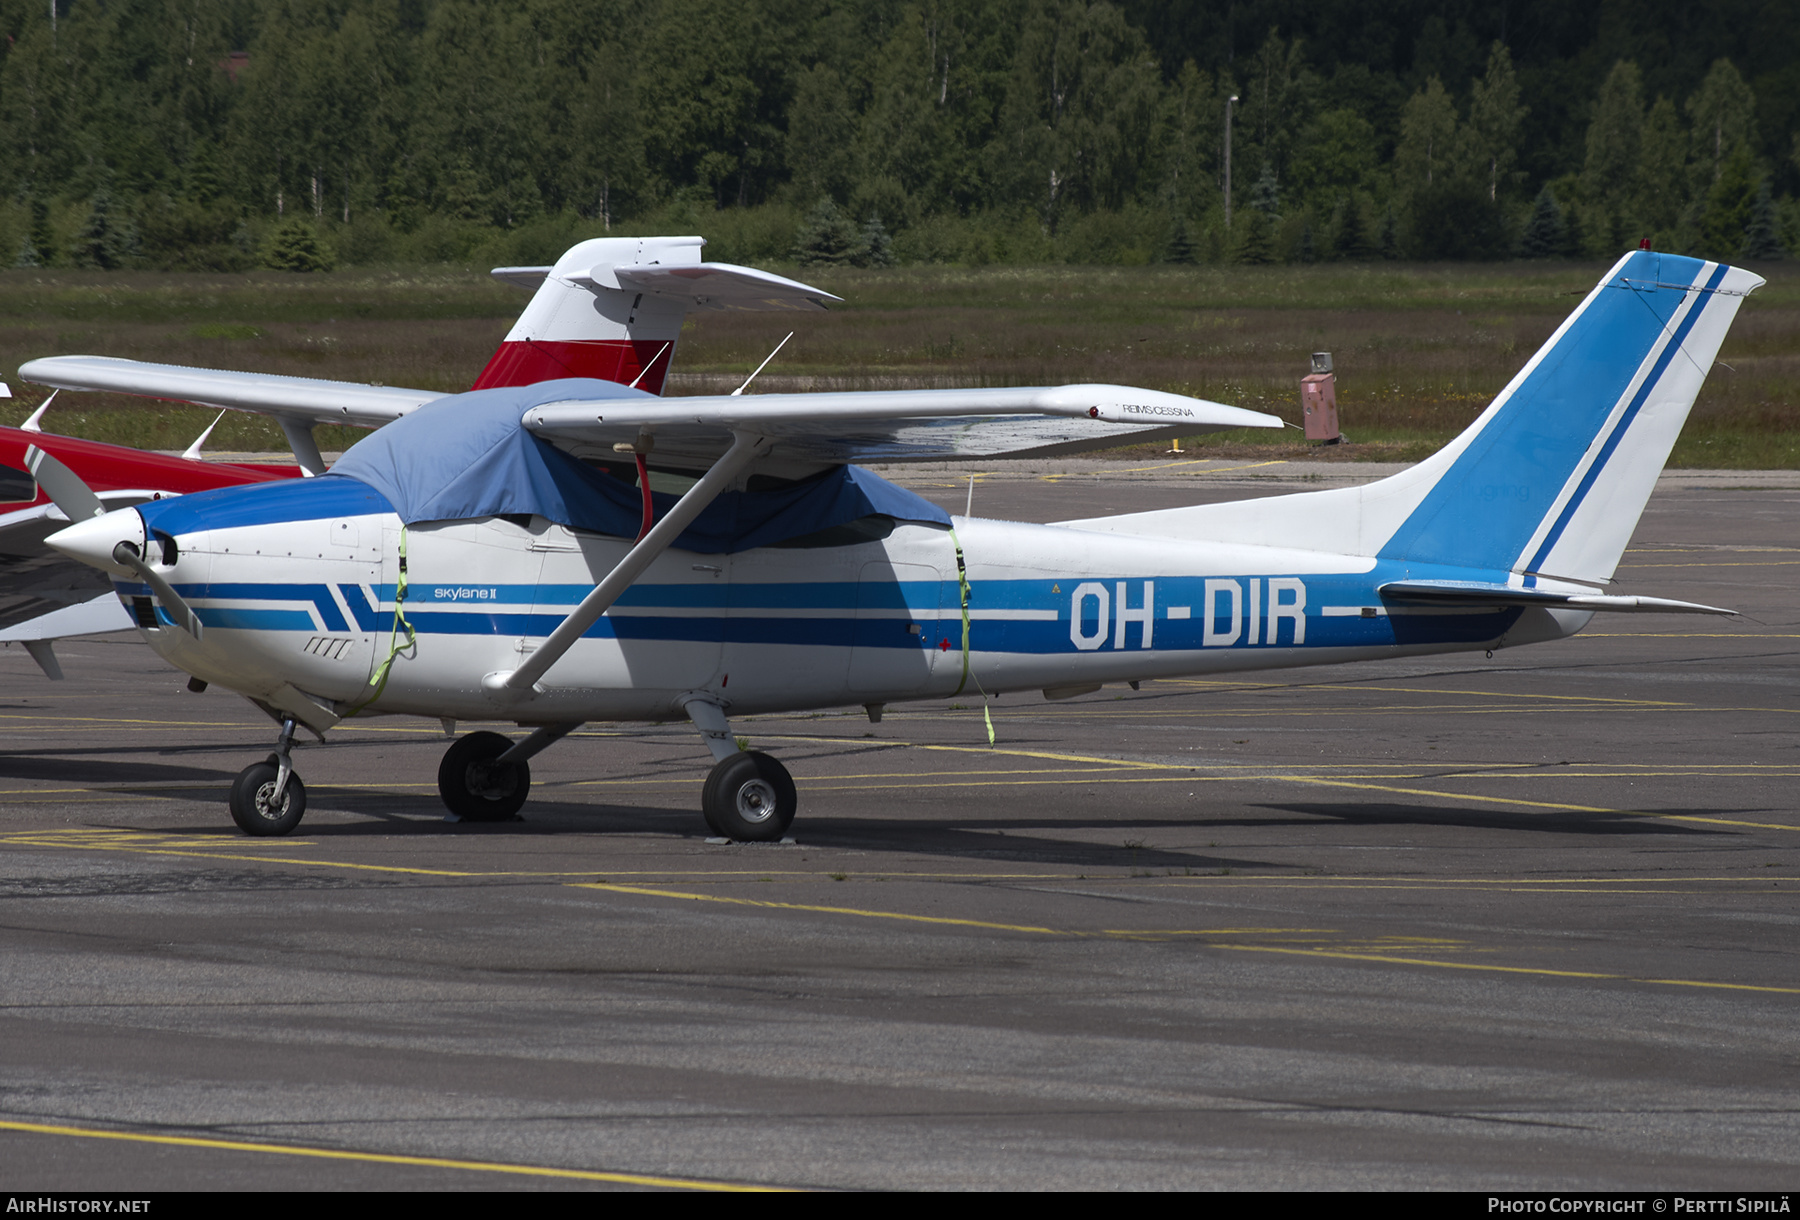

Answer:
[2,258,1794,467]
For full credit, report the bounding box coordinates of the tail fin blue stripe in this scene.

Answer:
[1521,261,1727,575]
[1377,251,1709,572]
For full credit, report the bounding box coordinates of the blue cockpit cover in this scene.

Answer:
[324,379,950,553]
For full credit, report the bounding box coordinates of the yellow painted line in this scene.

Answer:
[572,883,1800,997]
[1580,633,1800,639]
[1151,678,1689,706]
[1271,774,1800,832]
[1468,773,1800,784]
[1213,943,1800,996]
[0,1119,779,1191]
[576,880,1064,933]
[922,743,1175,769]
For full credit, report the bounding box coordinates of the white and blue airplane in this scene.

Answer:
[29,247,1760,842]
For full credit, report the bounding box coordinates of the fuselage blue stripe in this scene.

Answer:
[175,568,1523,653]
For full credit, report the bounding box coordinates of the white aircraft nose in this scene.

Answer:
[46,506,147,577]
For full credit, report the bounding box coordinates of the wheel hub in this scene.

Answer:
[734,778,777,823]
[467,761,517,800]
[253,783,288,819]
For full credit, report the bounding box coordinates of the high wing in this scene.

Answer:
[17,356,445,475]
[17,355,439,425]
[21,358,1282,468]
[524,383,1283,468]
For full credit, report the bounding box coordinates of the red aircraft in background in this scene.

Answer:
[4,236,834,676]
[0,406,299,676]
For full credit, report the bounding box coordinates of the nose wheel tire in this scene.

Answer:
[229,756,307,837]
[438,731,531,821]
[701,751,795,842]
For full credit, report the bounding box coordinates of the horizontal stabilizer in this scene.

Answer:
[1379,580,1734,615]
[602,262,840,312]
[490,266,551,290]
[500,250,837,312]
[20,356,442,429]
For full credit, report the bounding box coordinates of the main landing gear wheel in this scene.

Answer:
[438,731,531,821]
[229,755,307,837]
[701,751,796,842]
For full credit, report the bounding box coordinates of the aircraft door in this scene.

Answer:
[848,560,946,696]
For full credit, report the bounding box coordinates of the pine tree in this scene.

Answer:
[1520,185,1566,258]
[28,201,55,267]
[1330,195,1372,261]
[1741,179,1785,260]
[854,215,895,268]
[262,218,335,272]
[1247,165,1280,221]
[1698,144,1757,260]
[1234,207,1275,264]
[1163,215,1199,264]
[74,192,130,269]
[1376,206,1401,260]
[792,199,860,266]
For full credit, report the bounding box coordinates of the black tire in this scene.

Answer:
[229,758,307,837]
[701,751,795,842]
[438,731,530,821]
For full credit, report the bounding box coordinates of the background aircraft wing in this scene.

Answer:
[522,384,1283,466]
[19,356,442,429]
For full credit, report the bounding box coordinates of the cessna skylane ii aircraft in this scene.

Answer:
[26,245,1759,843]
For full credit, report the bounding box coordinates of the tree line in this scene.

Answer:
[0,0,1794,270]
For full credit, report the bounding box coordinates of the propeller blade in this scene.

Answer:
[110,541,205,641]
[25,444,105,522]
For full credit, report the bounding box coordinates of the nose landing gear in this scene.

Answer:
[229,716,307,836]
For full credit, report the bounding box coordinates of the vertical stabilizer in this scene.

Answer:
[1061,252,1763,585]
[472,237,840,395]
[1376,251,1762,581]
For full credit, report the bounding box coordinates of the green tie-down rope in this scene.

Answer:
[947,528,994,745]
[348,525,416,716]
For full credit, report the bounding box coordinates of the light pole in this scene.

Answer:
[1223,94,1238,229]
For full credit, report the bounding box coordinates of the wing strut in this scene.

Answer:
[483,431,763,696]
[278,419,327,477]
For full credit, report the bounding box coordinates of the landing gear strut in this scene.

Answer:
[230,716,306,836]
[684,696,796,841]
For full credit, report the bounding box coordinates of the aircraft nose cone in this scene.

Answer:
[46,506,146,577]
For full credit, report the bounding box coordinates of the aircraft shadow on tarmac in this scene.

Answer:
[1255,800,1733,837]
[0,748,246,786]
[7,752,1745,864]
[265,793,1291,873]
